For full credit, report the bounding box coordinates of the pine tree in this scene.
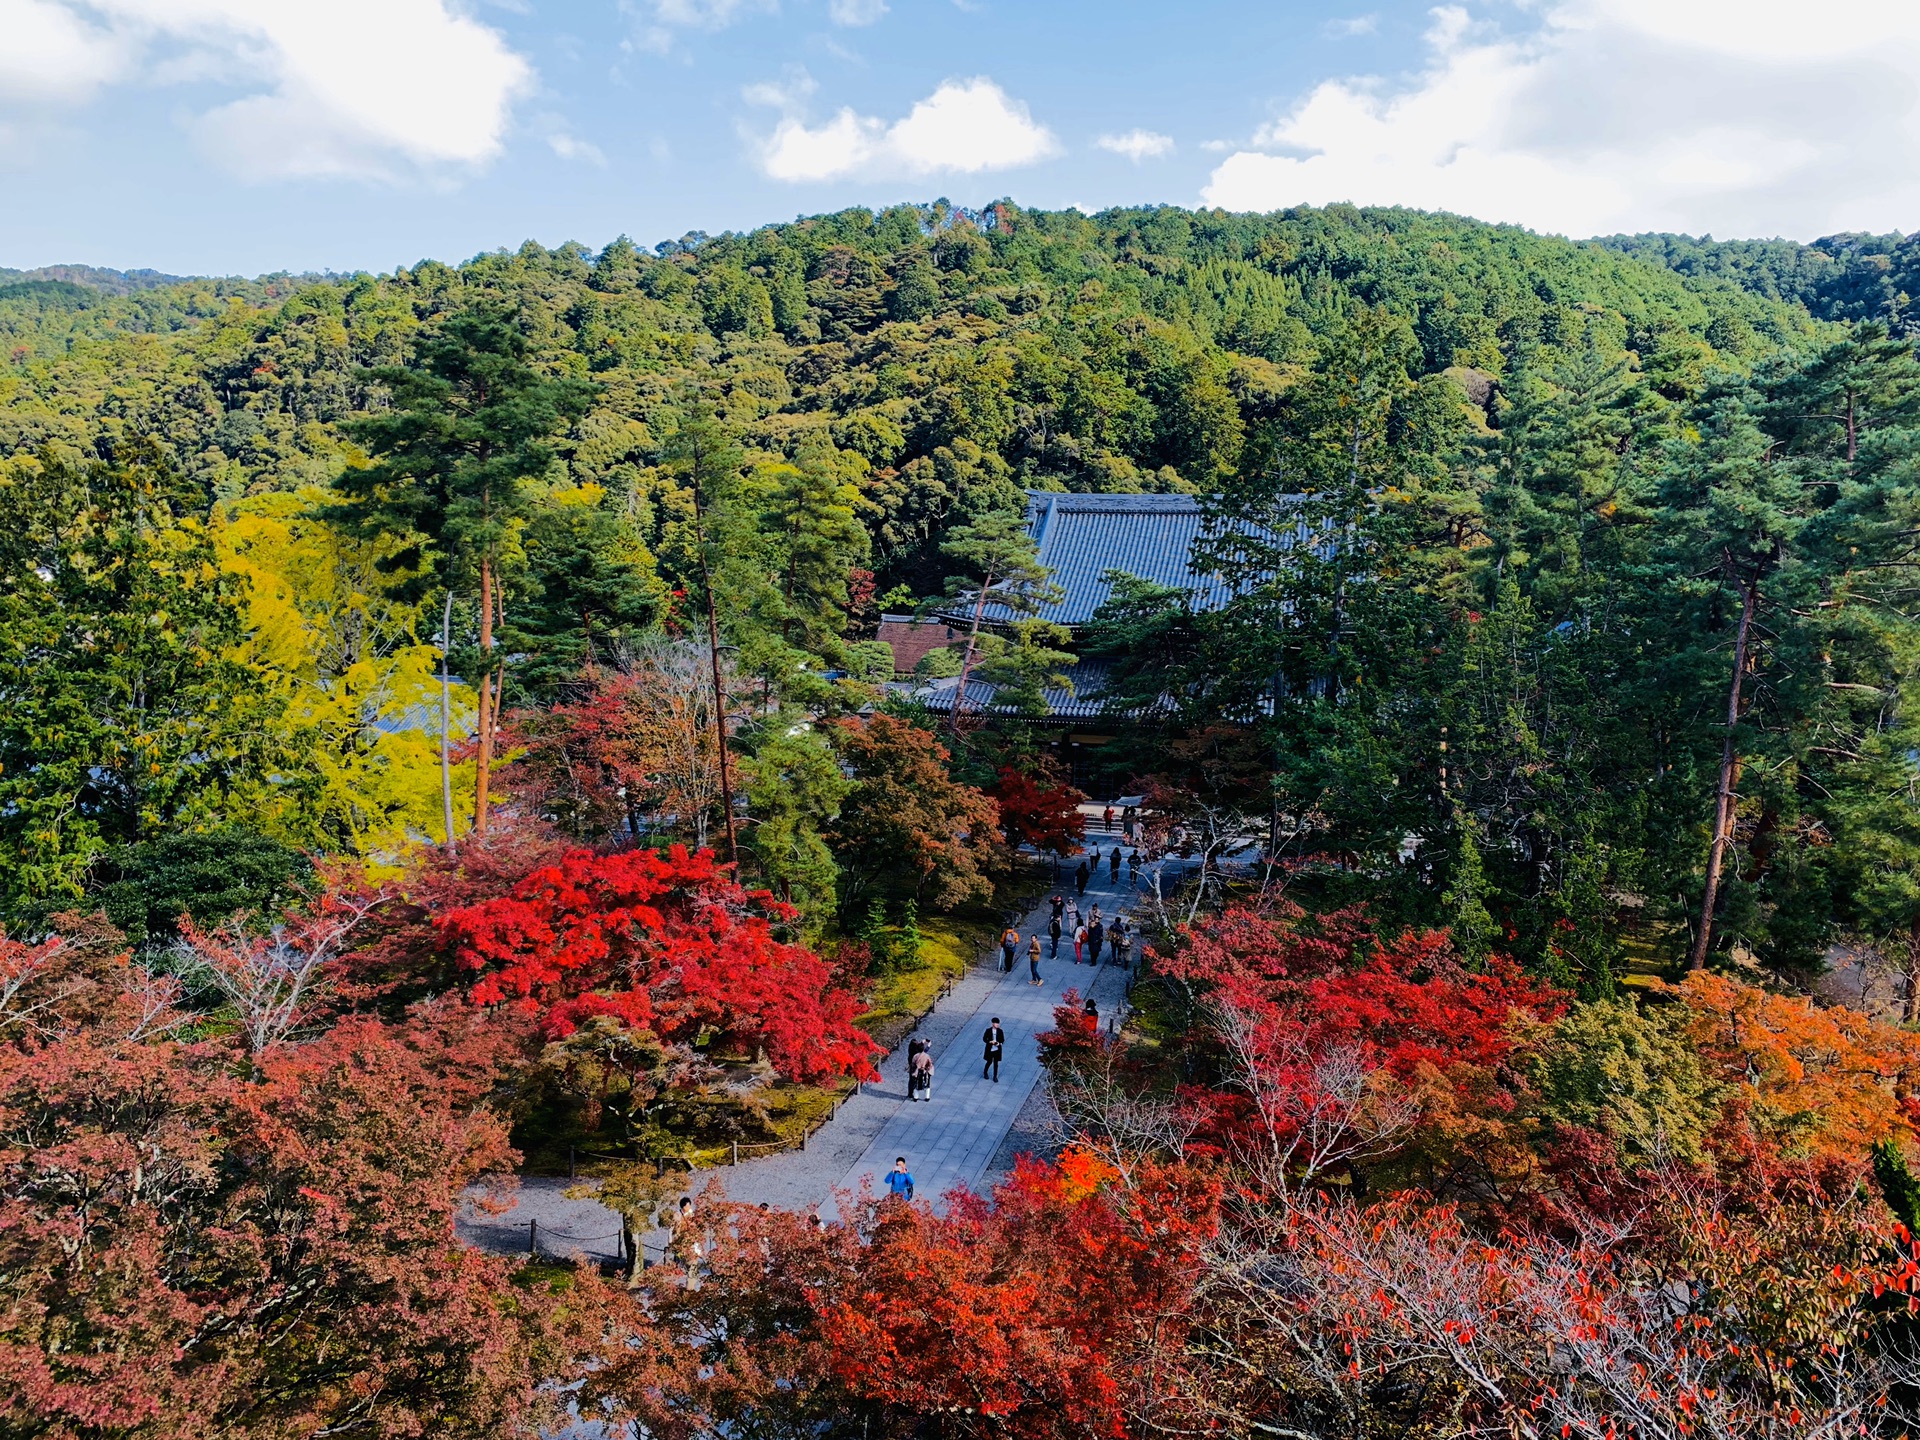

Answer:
[1443,807,1497,965]
[0,446,282,916]
[328,306,592,836]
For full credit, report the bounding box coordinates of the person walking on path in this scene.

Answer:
[1126,850,1136,886]
[885,1158,914,1202]
[1109,846,1121,881]
[1117,923,1134,970]
[1109,917,1127,964]
[1102,804,1115,833]
[1075,860,1089,895]
[909,1045,934,1102]
[1028,935,1044,985]
[1048,911,1062,958]
[1073,921,1088,964]
[999,925,1020,973]
[1050,893,1064,922]
[982,1017,1006,1082]
[673,1196,705,1288]
[1087,918,1105,967]
[1065,897,1081,931]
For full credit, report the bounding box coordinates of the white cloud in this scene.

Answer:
[1202,0,1920,240]
[829,0,888,24]
[742,66,817,110]
[0,0,532,180]
[624,0,775,53]
[760,76,1058,181]
[546,131,607,166]
[1096,128,1174,162]
[0,0,129,105]
[1321,13,1378,37]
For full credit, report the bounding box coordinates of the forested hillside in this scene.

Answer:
[1598,227,1920,329]
[15,202,1920,1439]
[0,201,1888,944]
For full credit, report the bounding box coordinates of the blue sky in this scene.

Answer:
[2,0,1917,277]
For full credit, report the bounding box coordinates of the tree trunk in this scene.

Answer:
[1690,567,1761,970]
[948,566,996,739]
[439,590,457,850]
[691,492,737,866]
[473,555,495,836]
[1904,911,1920,1026]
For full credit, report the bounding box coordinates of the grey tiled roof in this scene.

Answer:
[991,490,1290,630]
[913,659,1164,724]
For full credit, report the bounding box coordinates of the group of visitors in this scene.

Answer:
[1043,892,1132,969]
[905,1034,936,1101]
[881,850,1144,1202]
[1093,802,1142,839]
[900,1014,1013,1101]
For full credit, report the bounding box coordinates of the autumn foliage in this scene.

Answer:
[987,764,1085,856]
[579,1147,1218,1440]
[1664,967,1920,1162]
[0,927,583,1440]
[827,714,1003,912]
[437,843,877,1082]
[1147,902,1567,1189]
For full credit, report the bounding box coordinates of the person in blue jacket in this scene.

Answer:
[884,1157,914,1202]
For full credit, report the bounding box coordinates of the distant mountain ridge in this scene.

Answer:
[11,223,1919,328]
[0,263,199,295]
[1591,230,1919,329]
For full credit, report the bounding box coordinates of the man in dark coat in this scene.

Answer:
[1087,918,1105,967]
[1075,860,1089,895]
[982,1017,1006,1081]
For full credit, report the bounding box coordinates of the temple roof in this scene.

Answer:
[989,490,1291,632]
[912,659,1153,726]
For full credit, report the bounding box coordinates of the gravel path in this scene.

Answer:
[458,821,1146,1260]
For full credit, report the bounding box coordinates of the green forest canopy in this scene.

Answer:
[7,199,1920,984]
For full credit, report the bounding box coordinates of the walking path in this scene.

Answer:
[827,857,1133,1211]
[458,821,1146,1259]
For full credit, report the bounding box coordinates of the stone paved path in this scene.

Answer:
[829,856,1134,1211]
[458,818,1150,1258]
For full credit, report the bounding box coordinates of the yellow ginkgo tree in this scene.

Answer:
[215,489,474,860]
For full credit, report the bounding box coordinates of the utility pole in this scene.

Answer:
[439,591,456,850]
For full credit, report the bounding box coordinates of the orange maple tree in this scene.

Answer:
[1665,969,1920,1161]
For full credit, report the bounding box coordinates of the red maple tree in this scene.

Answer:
[988,765,1086,856]
[0,919,588,1438]
[1151,903,1567,1193]
[437,844,879,1082]
[580,1145,1218,1440]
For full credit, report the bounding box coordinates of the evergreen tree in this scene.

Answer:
[932,509,1063,738]
[328,305,593,835]
[1654,390,1807,968]
[0,446,283,918]
[663,405,748,862]
[740,718,849,925]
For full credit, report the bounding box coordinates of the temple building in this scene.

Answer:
[894,490,1257,788]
